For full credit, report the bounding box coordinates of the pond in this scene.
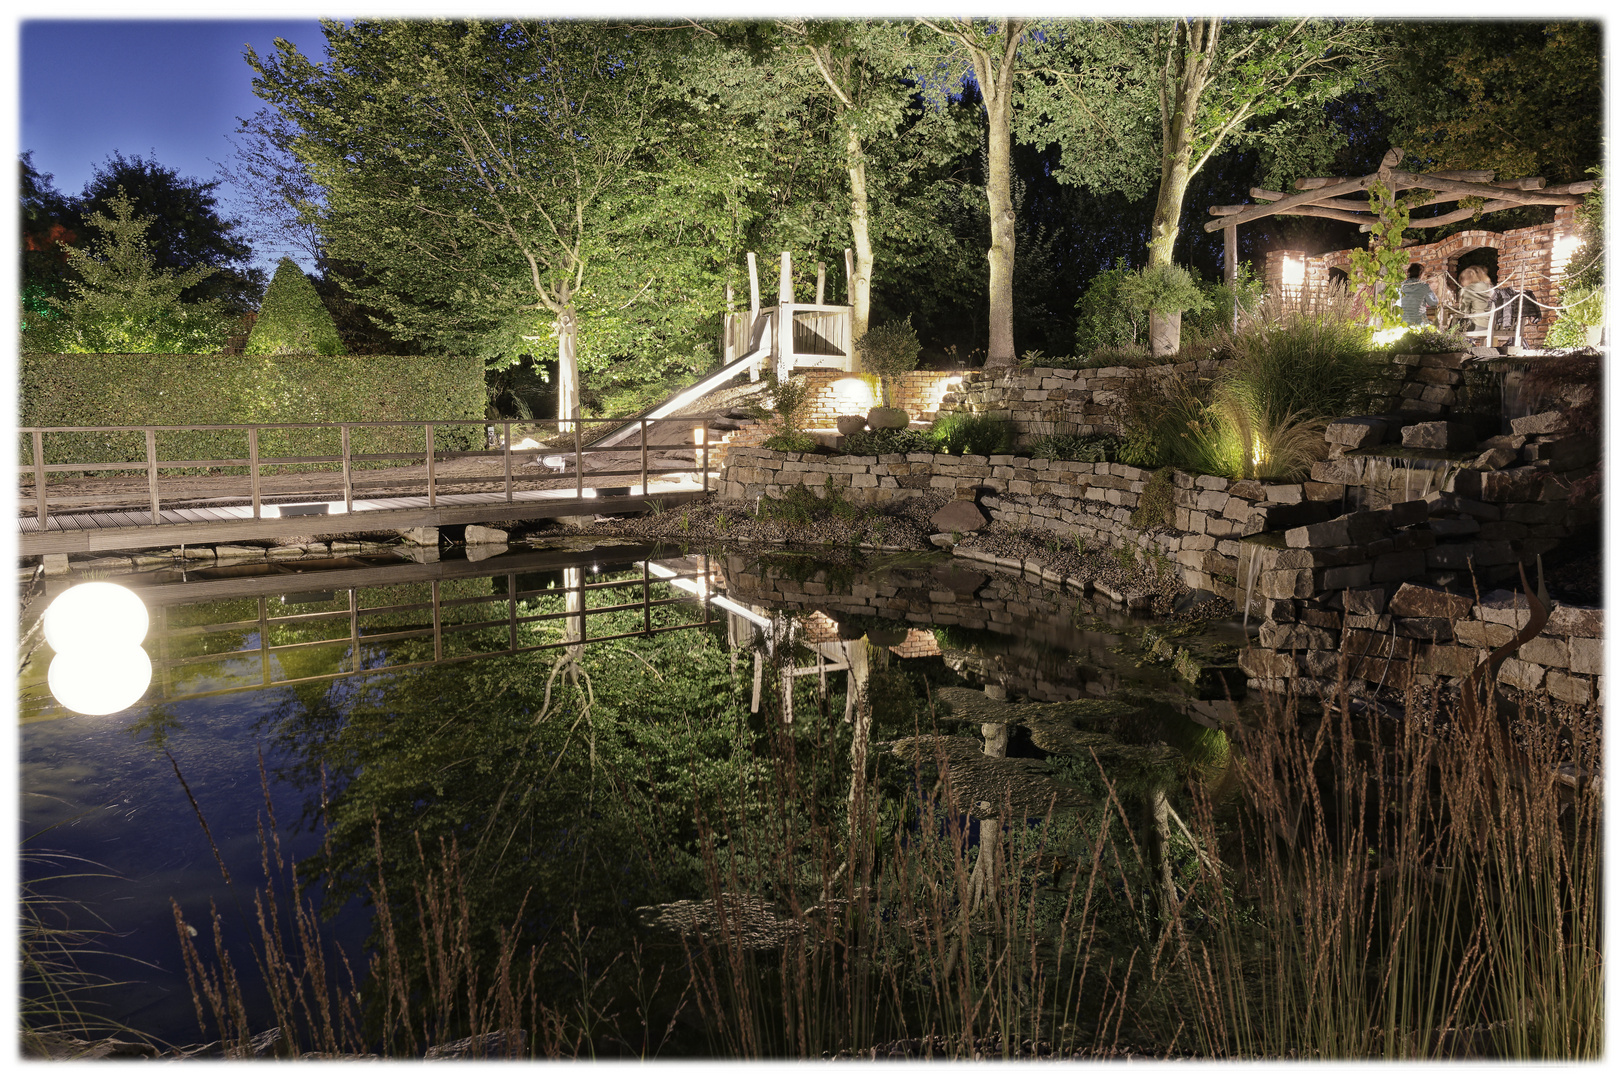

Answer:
[18,539,1599,1060]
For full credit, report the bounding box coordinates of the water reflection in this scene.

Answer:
[20,542,1256,1055]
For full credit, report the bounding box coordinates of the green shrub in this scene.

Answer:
[19,353,484,470]
[840,427,934,456]
[1388,325,1470,354]
[928,411,1015,456]
[1118,264,1212,318]
[1115,372,1239,477]
[1129,467,1176,531]
[1074,259,1144,356]
[853,317,921,407]
[1545,286,1605,348]
[1224,300,1382,424]
[761,431,817,453]
[1024,431,1120,463]
[244,258,343,356]
[1182,264,1265,344]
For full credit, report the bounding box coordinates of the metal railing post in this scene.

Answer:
[248,427,262,518]
[425,424,437,507]
[643,559,652,634]
[574,422,583,499]
[341,424,354,513]
[146,428,161,524]
[702,425,710,494]
[503,421,514,503]
[508,573,519,651]
[640,418,649,497]
[32,430,47,528]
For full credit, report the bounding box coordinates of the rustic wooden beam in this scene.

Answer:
[1491,176,1546,190]
[1389,171,1580,207]
[1204,173,1375,231]
[1543,180,1597,195]
[1263,204,1381,226]
[1364,198,1528,231]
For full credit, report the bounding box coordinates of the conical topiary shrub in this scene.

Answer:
[244,257,343,355]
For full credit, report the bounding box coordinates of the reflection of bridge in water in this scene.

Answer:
[20,544,740,723]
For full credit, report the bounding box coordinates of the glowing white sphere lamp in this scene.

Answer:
[47,644,153,716]
[42,582,149,653]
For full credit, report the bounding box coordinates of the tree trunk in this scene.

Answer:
[1144,19,1213,358]
[846,126,874,352]
[982,86,1018,368]
[556,305,580,433]
[968,706,1009,914]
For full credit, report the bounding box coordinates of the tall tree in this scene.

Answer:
[1023,18,1377,269]
[916,17,1033,367]
[1377,20,1601,184]
[19,152,78,328]
[23,191,228,354]
[78,152,264,315]
[251,19,718,423]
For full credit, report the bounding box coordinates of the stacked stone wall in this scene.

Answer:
[934,359,1222,440]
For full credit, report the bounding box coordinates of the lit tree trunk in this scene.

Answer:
[556,305,580,433]
[1142,784,1178,936]
[923,18,1027,368]
[1146,20,1216,357]
[846,126,874,351]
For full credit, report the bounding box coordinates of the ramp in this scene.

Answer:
[589,344,770,449]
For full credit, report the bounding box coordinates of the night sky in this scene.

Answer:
[20,18,330,269]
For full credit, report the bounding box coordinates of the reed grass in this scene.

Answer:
[162,663,1601,1060]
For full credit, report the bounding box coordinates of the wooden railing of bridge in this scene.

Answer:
[18,414,719,530]
[721,249,855,380]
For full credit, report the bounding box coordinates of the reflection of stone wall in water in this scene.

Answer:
[721,554,1236,712]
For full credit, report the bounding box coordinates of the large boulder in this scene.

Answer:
[930,500,989,534]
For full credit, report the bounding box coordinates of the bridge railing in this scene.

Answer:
[18,415,721,529]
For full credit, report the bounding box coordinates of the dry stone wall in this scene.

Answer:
[716,356,1600,705]
[934,359,1220,440]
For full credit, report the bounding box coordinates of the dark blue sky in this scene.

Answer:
[20,19,331,267]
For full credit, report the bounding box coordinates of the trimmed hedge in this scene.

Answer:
[19,353,484,472]
[245,258,344,356]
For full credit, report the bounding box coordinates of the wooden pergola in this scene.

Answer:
[1204,147,1596,285]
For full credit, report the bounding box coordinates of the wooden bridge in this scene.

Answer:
[17,415,720,558]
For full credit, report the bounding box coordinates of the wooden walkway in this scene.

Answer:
[18,415,716,558]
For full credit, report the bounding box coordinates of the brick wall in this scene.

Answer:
[1265,205,1582,348]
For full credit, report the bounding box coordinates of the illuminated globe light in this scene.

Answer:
[47,643,153,716]
[42,582,149,653]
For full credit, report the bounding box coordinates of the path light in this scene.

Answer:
[42,581,149,652]
[830,377,875,415]
[48,644,152,716]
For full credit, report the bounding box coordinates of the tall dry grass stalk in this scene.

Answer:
[165,669,1599,1060]
[1157,672,1602,1059]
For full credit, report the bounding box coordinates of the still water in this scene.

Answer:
[20,541,1248,1056]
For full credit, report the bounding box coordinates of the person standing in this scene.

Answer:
[1458,265,1495,335]
[1395,264,1438,326]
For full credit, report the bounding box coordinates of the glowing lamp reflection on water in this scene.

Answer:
[43,581,149,652]
[42,582,153,715]
[48,644,152,716]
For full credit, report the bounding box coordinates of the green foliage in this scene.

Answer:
[755,479,865,526]
[839,427,935,456]
[1387,325,1469,354]
[22,191,228,354]
[1074,259,1146,355]
[1129,466,1176,531]
[1224,303,1382,425]
[1347,182,1422,330]
[1182,264,1265,344]
[1377,21,1601,185]
[19,353,483,468]
[759,371,815,452]
[1544,287,1605,348]
[1117,263,1212,317]
[854,316,922,406]
[1024,431,1120,463]
[927,411,1015,456]
[245,257,343,355]
[760,431,818,453]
